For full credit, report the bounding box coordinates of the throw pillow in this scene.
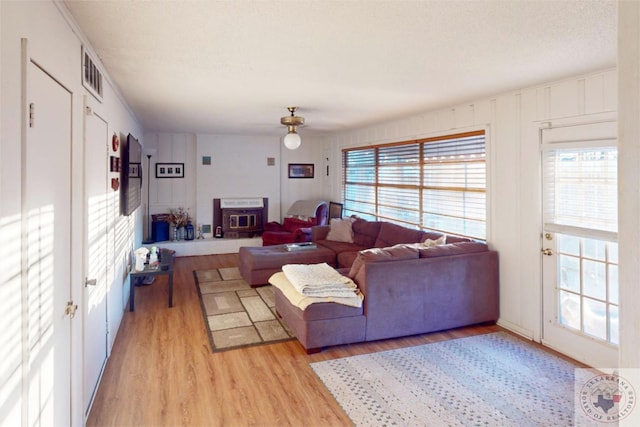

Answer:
[326,218,355,243]
[348,244,419,278]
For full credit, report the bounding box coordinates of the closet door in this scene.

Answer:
[83,100,109,417]
[26,57,73,426]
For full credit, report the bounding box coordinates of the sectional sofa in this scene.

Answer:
[268,218,500,352]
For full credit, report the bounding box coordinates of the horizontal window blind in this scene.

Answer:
[342,131,486,239]
[543,146,618,235]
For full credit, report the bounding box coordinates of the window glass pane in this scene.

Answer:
[543,147,618,232]
[610,304,619,345]
[559,290,580,330]
[346,166,375,183]
[558,255,580,293]
[583,297,607,341]
[379,165,419,185]
[379,205,419,224]
[379,144,419,164]
[582,259,606,300]
[608,242,618,263]
[378,187,419,210]
[609,265,618,304]
[583,238,606,261]
[343,132,485,239]
[557,234,580,256]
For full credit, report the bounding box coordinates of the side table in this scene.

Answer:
[128,248,175,312]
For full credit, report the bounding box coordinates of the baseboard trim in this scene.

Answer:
[497,318,535,341]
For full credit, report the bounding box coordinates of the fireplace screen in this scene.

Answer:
[229,214,256,228]
[213,197,268,238]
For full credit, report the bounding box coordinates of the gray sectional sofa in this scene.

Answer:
[271,219,500,353]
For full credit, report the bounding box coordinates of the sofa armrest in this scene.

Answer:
[294,227,312,242]
[311,225,330,241]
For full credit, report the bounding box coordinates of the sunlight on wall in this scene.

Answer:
[87,194,108,310]
[26,205,56,426]
[0,212,23,424]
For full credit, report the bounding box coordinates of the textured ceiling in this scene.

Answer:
[64,0,617,136]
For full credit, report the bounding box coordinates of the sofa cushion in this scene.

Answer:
[352,219,383,247]
[283,216,314,233]
[337,251,361,269]
[374,222,425,247]
[418,241,488,258]
[445,235,473,243]
[316,239,366,255]
[348,244,419,278]
[326,218,355,243]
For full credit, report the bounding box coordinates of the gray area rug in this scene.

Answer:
[193,267,294,352]
[311,332,593,426]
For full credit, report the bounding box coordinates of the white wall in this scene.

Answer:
[196,134,280,235]
[278,134,330,211]
[144,132,332,237]
[618,1,640,372]
[1,1,143,425]
[327,69,617,342]
[143,132,198,237]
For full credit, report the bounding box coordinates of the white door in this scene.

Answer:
[541,120,619,368]
[83,101,109,416]
[26,60,73,426]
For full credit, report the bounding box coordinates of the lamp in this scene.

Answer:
[142,147,157,244]
[283,132,301,150]
[280,107,304,150]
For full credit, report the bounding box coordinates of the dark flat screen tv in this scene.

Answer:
[121,133,142,216]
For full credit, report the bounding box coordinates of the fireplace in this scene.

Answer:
[213,198,268,238]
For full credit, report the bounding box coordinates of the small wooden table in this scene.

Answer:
[128,248,175,312]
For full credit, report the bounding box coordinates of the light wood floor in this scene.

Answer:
[85,253,503,426]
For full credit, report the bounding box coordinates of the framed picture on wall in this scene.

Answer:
[288,163,314,179]
[109,155,120,172]
[156,162,184,178]
[128,162,141,178]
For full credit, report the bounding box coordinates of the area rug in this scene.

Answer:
[310,332,592,426]
[193,267,294,352]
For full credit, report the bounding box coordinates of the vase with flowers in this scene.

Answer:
[168,207,191,241]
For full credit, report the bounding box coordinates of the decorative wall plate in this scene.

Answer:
[112,134,119,151]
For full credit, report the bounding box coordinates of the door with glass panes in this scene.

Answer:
[541,120,618,368]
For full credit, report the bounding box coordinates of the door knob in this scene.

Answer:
[541,248,553,256]
[85,277,97,287]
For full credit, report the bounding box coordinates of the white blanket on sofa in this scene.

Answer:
[281,262,357,297]
[268,271,363,310]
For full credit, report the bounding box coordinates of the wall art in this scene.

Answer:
[288,163,314,179]
[156,162,184,178]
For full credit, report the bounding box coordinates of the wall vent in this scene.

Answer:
[82,47,103,102]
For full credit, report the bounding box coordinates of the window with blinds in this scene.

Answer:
[542,145,618,236]
[342,130,486,240]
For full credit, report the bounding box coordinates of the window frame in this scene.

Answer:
[342,130,487,240]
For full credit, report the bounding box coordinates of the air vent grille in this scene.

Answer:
[82,47,103,102]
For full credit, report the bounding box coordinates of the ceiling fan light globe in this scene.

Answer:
[283,132,301,150]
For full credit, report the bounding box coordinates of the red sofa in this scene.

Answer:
[261,200,328,246]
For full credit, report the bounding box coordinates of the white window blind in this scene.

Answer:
[343,131,486,239]
[542,144,618,237]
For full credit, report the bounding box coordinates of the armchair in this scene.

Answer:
[262,200,328,246]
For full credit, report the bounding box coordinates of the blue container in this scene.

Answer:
[152,221,170,242]
[185,221,195,240]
